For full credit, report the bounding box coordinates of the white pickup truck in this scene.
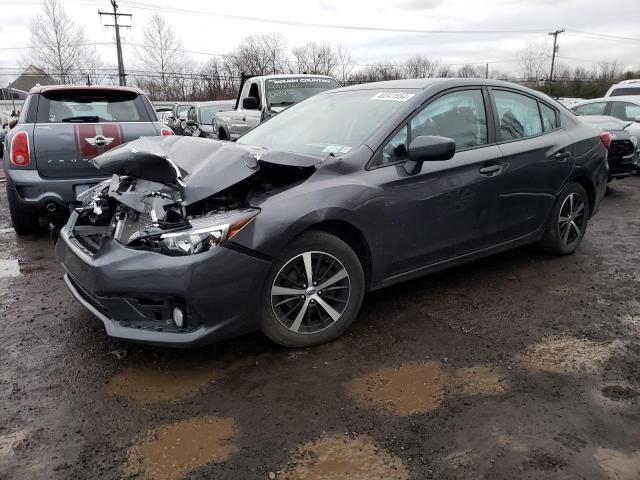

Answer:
[213,74,340,140]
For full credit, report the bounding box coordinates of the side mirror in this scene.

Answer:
[404,135,456,175]
[242,97,260,110]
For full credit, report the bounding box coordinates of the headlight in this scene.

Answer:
[159,209,258,256]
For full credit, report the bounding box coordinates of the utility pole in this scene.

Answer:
[99,0,132,86]
[547,28,565,95]
[485,63,489,79]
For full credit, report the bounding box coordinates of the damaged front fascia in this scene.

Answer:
[90,135,324,206]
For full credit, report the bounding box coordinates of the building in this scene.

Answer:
[8,65,57,92]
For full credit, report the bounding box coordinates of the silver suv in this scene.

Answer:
[605,79,640,97]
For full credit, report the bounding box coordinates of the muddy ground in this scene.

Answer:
[1,177,639,480]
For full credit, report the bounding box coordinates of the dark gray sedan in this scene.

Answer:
[55,79,609,348]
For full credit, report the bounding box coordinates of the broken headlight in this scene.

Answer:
[159,209,258,256]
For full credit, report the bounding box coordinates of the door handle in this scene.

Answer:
[242,117,246,121]
[555,151,571,160]
[479,164,502,175]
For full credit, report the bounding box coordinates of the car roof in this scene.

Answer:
[29,84,145,95]
[573,96,640,106]
[329,77,550,94]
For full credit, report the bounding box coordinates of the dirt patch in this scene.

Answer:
[280,434,410,480]
[594,448,640,480]
[105,363,222,406]
[123,416,238,480]
[0,429,28,459]
[521,335,615,374]
[345,361,506,416]
[452,365,507,396]
[345,361,447,416]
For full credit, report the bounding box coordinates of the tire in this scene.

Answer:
[6,185,40,235]
[538,182,590,255]
[261,230,365,348]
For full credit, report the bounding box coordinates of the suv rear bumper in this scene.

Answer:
[6,169,108,216]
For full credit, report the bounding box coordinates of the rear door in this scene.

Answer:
[33,89,158,179]
[490,88,574,240]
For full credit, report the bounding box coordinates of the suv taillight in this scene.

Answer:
[160,128,172,136]
[10,131,30,166]
[599,131,613,150]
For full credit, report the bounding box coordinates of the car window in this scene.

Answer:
[539,102,558,131]
[610,87,640,97]
[38,90,146,123]
[493,90,543,140]
[609,102,640,122]
[248,82,261,106]
[381,125,409,164]
[411,89,487,149]
[573,102,607,116]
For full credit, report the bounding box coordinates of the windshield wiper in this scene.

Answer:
[61,116,100,123]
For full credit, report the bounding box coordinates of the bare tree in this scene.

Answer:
[291,42,338,75]
[27,0,88,83]
[336,45,355,84]
[232,33,288,75]
[404,55,439,78]
[437,64,454,78]
[516,41,549,81]
[457,64,481,78]
[135,13,185,99]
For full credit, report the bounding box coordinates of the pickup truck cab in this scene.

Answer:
[3,85,171,234]
[213,74,340,140]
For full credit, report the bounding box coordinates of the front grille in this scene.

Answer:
[609,139,635,159]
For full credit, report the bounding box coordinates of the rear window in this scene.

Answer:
[610,87,640,97]
[37,89,148,123]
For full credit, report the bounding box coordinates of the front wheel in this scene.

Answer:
[261,231,365,348]
[538,182,590,255]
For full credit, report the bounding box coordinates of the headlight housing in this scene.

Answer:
[158,209,258,256]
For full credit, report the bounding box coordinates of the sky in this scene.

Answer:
[0,0,639,84]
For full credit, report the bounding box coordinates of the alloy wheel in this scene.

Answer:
[558,192,586,245]
[271,251,351,334]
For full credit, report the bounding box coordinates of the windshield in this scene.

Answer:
[200,104,232,124]
[39,90,145,123]
[265,77,340,108]
[610,87,640,97]
[238,89,417,156]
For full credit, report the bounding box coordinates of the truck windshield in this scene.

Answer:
[265,77,340,107]
[238,89,417,156]
[39,90,145,123]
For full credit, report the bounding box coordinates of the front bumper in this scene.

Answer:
[56,222,272,347]
[608,152,639,178]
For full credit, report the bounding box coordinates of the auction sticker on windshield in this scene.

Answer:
[371,92,415,102]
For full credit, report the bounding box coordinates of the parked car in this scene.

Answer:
[0,87,28,100]
[184,100,235,138]
[3,85,172,234]
[578,116,638,179]
[0,112,9,158]
[56,78,608,348]
[605,79,640,97]
[165,102,194,135]
[155,106,173,125]
[213,74,340,140]
[556,97,584,108]
[572,96,640,141]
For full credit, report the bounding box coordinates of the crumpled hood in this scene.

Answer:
[90,136,323,204]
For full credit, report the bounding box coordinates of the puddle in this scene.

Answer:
[105,363,222,406]
[345,361,506,416]
[280,434,410,480]
[0,258,20,278]
[521,335,615,374]
[123,416,238,480]
[594,448,640,480]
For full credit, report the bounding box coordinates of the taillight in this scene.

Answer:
[10,131,30,166]
[599,131,613,150]
[160,128,173,136]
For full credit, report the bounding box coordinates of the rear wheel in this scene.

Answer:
[261,231,365,348]
[538,182,590,255]
[6,185,40,235]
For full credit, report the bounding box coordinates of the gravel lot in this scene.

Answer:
[1,177,639,480]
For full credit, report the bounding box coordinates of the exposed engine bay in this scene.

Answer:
[72,161,315,255]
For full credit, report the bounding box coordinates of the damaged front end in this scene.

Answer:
[69,136,320,256]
